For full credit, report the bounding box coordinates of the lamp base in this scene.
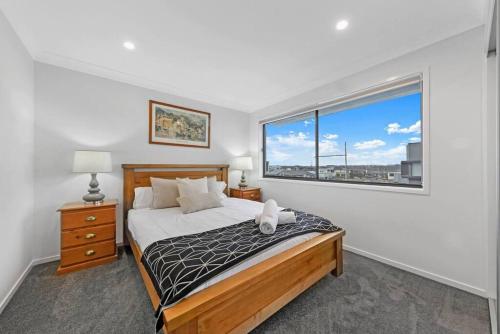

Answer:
[83,173,106,204]
[82,193,105,204]
[239,170,248,188]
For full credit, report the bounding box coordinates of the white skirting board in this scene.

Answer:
[344,244,488,297]
[0,254,60,314]
[31,254,60,266]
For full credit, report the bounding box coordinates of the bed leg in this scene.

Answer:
[331,237,343,277]
[122,218,130,247]
[123,230,130,247]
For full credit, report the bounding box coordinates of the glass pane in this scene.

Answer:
[320,81,421,117]
[264,111,316,178]
[318,90,422,186]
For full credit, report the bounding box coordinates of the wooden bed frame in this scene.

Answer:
[122,164,345,334]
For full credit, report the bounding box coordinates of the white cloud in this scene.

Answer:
[345,144,407,165]
[271,132,314,147]
[386,123,399,134]
[386,120,421,134]
[265,132,314,165]
[266,132,339,165]
[408,137,421,143]
[323,133,338,140]
[353,139,386,150]
[319,140,339,154]
[268,149,291,162]
[267,132,339,152]
[373,145,406,160]
[303,120,312,127]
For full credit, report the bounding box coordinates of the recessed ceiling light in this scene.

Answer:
[335,20,349,31]
[123,41,136,50]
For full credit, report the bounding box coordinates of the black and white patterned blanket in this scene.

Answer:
[141,209,341,331]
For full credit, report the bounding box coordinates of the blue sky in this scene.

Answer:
[265,93,422,166]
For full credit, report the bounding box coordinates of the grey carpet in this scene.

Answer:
[0,248,490,334]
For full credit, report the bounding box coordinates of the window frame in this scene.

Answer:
[260,72,429,194]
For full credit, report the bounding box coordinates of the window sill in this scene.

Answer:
[258,177,430,195]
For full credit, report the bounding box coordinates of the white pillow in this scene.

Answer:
[133,187,153,209]
[207,176,227,199]
[206,176,218,192]
[176,177,208,198]
[150,178,180,209]
[217,181,226,192]
[177,192,223,214]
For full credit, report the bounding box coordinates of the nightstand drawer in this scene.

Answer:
[60,240,116,267]
[242,191,260,201]
[230,187,261,202]
[61,224,115,248]
[61,208,115,230]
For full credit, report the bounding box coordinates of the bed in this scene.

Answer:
[122,164,345,334]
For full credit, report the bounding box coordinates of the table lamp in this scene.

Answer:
[231,156,253,188]
[73,150,112,204]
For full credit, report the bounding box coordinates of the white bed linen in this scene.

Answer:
[128,197,320,298]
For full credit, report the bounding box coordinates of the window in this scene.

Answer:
[263,112,317,178]
[263,75,423,188]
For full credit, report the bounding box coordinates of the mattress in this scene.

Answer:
[128,197,320,297]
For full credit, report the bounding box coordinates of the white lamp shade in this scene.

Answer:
[231,156,253,170]
[73,151,112,173]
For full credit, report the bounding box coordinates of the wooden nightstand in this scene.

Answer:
[230,187,261,202]
[57,200,118,275]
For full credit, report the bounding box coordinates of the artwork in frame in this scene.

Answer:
[149,100,211,148]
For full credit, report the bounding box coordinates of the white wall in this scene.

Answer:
[0,11,34,310]
[249,27,492,296]
[34,63,250,259]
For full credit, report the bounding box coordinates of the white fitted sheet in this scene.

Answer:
[128,197,320,298]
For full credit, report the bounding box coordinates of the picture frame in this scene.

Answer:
[149,100,211,148]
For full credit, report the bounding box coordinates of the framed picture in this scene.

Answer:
[149,100,211,148]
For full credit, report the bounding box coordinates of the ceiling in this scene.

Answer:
[0,0,487,112]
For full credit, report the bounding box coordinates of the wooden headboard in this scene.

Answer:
[122,164,229,221]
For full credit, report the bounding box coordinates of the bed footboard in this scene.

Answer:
[127,228,344,334]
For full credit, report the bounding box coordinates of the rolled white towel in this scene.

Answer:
[259,199,279,234]
[260,219,277,234]
[255,211,296,225]
[278,211,296,224]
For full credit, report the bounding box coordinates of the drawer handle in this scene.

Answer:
[85,215,97,222]
[85,249,96,256]
[84,233,96,239]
